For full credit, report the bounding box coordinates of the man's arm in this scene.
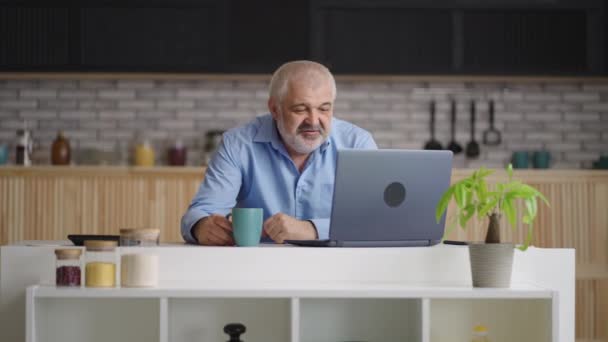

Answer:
[180,136,242,244]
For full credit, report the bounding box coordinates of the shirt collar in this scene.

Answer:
[253,114,332,153]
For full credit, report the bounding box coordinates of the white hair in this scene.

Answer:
[268,60,337,104]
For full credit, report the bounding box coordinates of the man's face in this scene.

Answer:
[270,79,334,156]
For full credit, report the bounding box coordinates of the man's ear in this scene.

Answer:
[268,98,280,120]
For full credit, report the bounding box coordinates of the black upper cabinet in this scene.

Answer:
[0,0,605,75]
[80,2,227,71]
[227,0,309,73]
[314,8,453,74]
[0,4,71,69]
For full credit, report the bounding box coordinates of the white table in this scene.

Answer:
[1,242,575,342]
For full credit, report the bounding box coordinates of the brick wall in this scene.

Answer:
[0,79,607,168]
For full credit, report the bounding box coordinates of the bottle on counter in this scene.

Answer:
[15,122,33,166]
[55,248,82,287]
[84,240,118,288]
[168,139,187,166]
[134,139,155,167]
[51,131,71,165]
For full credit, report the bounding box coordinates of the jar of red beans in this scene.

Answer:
[55,248,82,287]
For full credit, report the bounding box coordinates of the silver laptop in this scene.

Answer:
[286,149,453,247]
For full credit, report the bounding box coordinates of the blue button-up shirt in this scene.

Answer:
[181,114,377,243]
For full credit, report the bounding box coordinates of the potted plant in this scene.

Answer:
[435,164,549,287]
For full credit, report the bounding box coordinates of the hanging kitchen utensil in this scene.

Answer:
[465,100,480,158]
[424,100,443,150]
[482,100,502,146]
[446,99,463,154]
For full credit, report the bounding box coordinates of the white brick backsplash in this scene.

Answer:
[564,151,599,162]
[177,110,214,119]
[137,111,173,119]
[118,100,155,110]
[99,111,136,120]
[157,100,194,110]
[117,81,155,89]
[545,103,579,111]
[118,120,156,129]
[583,142,608,152]
[100,130,132,140]
[98,90,136,100]
[19,111,56,120]
[565,132,600,141]
[59,111,96,120]
[63,130,97,140]
[140,130,170,140]
[159,120,195,130]
[216,90,254,99]
[79,80,116,89]
[552,161,582,169]
[583,84,608,92]
[58,90,96,99]
[138,90,175,99]
[525,132,562,141]
[39,100,78,109]
[39,80,78,89]
[583,103,608,112]
[80,120,117,130]
[564,112,600,122]
[544,84,580,91]
[79,100,117,109]
[20,89,56,99]
[177,89,214,99]
[0,90,17,98]
[525,112,560,122]
[0,111,16,119]
[507,141,544,150]
[550,142,581,151]
[563,92,599,102]
[0,100,36,109]
[0,130,13,140]
[544,122,581,131]
[3,78,607,168]
[498,112,524,122]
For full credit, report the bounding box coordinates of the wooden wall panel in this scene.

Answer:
[0,167,607,341]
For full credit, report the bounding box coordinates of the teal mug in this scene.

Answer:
[511,151,529,169]
[0,144,8,165]
[533,151,551,169]
[231,208,263,247]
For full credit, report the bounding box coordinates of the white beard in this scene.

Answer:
[276,117,327,155]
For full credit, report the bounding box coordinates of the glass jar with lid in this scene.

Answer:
[84,240,118,288]
[119,228,160,246]
[55,248,82,287]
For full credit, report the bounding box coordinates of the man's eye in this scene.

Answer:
[320,106,331,112]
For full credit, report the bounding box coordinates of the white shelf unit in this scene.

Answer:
[27,284,556,342]
[3,244,574,342]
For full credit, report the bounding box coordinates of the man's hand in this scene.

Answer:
[263,213,317,244]
[193,214,234,246]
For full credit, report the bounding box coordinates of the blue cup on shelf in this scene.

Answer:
[511,151,529,169]
[0,144,8,165]
[533,151,551,169]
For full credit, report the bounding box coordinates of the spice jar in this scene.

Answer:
[119,228,160,246]
[84,240,118,288]
[51,130,71,165]
[134,139,155,167]
[55,249,82,287]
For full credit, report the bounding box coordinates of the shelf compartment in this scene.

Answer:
[430,298,552,342]
[34,297,158,342]
[299,298,422,342]
[168,298,290,342]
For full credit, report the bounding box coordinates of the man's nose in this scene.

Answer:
[305,110,320,125]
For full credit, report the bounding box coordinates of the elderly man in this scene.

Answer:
[181,60,377,245]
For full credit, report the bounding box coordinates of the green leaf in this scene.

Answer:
[518,223,535,251]
[479,198,498,217]
[454,183,467,208]
[502,199,517,228]
[435,187,454,223]
[507,163,514,180]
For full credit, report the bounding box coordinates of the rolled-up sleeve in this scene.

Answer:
[180,136,242,243]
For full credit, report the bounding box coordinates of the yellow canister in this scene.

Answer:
[134,140,155,166]
[84,240,118,288]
